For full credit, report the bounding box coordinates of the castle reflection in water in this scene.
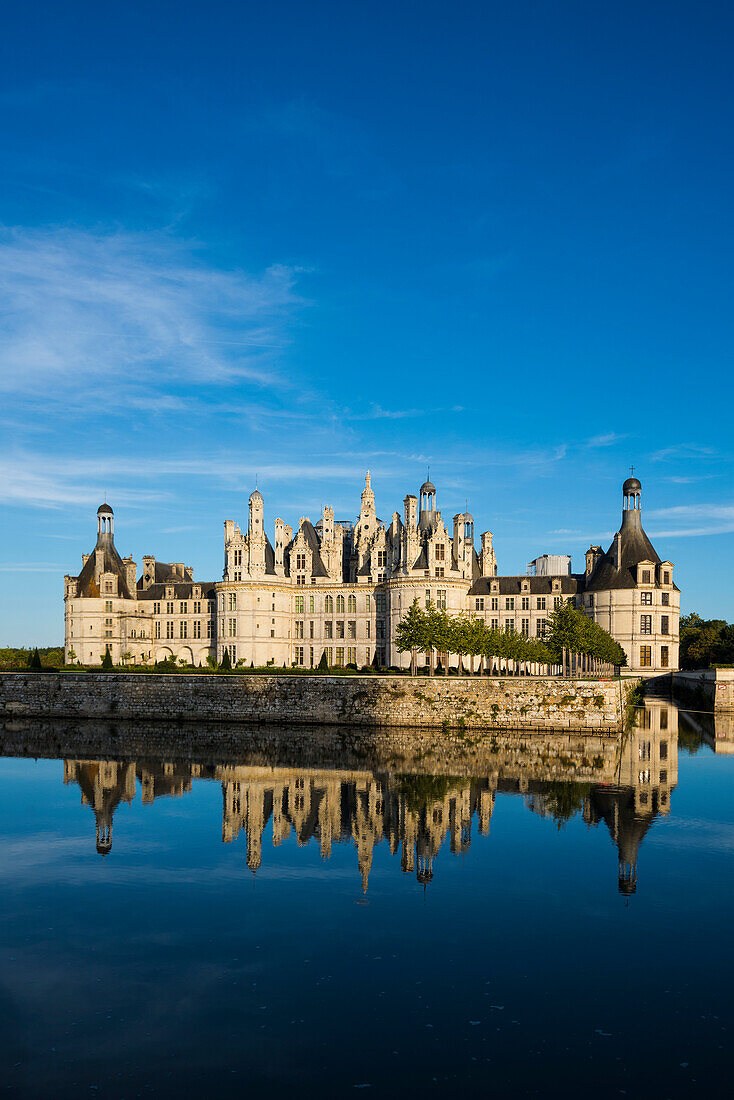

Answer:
[63,700,679,896]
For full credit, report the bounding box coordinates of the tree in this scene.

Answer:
[101,647,114,670]
[463,615,489,675]
[545,603,626,667]
[680,613,734,669]
[317,648,329,672]
[431,609,454,676]
[28,648,43,670]
[67,648,78,666]
[394,598,427,676]
[220,648,232,671]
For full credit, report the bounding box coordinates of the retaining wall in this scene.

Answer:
[671,669,734,712]
[0,672,633,731]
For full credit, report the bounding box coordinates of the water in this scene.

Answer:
[1,700,733,1097]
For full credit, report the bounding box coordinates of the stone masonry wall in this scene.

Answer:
[0,673,632,731]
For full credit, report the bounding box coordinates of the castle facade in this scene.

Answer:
[64,473,679,673]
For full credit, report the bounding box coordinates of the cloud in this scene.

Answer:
[650,444,715,462]
[0,226,305,409]
[585,432,626,448]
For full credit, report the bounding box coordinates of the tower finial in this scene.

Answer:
[630,464,635,476]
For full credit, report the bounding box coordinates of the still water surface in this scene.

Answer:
[1,700,733,1097]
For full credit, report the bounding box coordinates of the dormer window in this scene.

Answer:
[641,569,651,584]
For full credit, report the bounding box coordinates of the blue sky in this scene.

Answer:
[1,0,732,644]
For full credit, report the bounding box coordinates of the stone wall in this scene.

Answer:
[672,669,734,712]
[0,672,633,731]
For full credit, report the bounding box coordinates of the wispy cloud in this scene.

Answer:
[650,443,715,462]
[585,432,626,448]
[0,226,305,410]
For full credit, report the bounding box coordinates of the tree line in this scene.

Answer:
[394,599,627,675]
[680,613,734,669]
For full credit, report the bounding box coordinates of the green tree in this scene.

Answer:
[395,598,427,676]
[28,648,43,670]
[220,648,232,671]
[101,647,114,670]
[317,648,329,672]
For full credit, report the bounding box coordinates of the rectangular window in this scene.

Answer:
[435,566,444,578]
[660,738,668,759]
[587,594,594,608]
[536,597,546,611]
[325,647,333,665]
[640,645,652,667]
[337,595,345,613]
[639,740,651,761]
[335,647,344,667]
[179,621,187,639]
[437,590,447,610]
[661,615,669,636]
[376,647,385,667]
[324,621,333,639]
[309,621,314,638]
[640,615,652,635]
[521,597,530,611]
[660,645,669,668]
[505,620,514,634]
[475,598,484,611]
[491,597,499,611]
[347,647,357,665]
[505,597,515,610]
[180,601,187,614]
[296,552,306,570]
[537,619,548,638]
[348,594,356,613]
[167,602,174,614]
[193,601,201,614]
[228,618,236,637]
[227,644,236,663]
[376,620,386,639]
[295,646,304,666]
[228,593,236,611]
[365,595,371,612]
[375,594,387,613]
[324,595,334,613]
[294,620,304,639]
[105,600,113,612]
[296,575,305,586]
[153,602,160,614]
[234,549,242,567]
[309,595,315,613]
[661,591,670,606]
[425,588,431,608]
[348,620,356,639]
[295,595,304,614]
[166,621,174,639]
[336,621,345,639]
[641,569,651,584]
[663,570,670,584]
[490,618,499,631]
[155,622,161,639]
[641,591,653,605]
[554,596,562,609]
[521,619,529,637]
[207,621,211,638]
[193,621,201,639]
[366,621,371,638]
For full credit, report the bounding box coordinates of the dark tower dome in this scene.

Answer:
[97,502,113,515]
[623,477,641,494]
[420,479,436,495]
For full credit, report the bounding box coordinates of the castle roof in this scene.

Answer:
[584,512,668,593]
[76,538,133,599]
[469,574,583,597]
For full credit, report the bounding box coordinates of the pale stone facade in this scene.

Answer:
[63,473,678,673]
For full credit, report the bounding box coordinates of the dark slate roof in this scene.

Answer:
[97,503,113,515]
[264,536,276,576]
[412,545,428,571]
[137,561,189,589]
[76,535,133,599]
[138,581,217,602]
[469,574,584,597]
[285,520,329,579]
[584,511,663,593]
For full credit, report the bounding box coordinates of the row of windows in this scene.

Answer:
[640,591,671,606]
[152,601,206,615]
[154,621,210,639]
[639,615,670,635]
[475,596,560,612]
[640,569,672,585]
[639,645,670,668]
